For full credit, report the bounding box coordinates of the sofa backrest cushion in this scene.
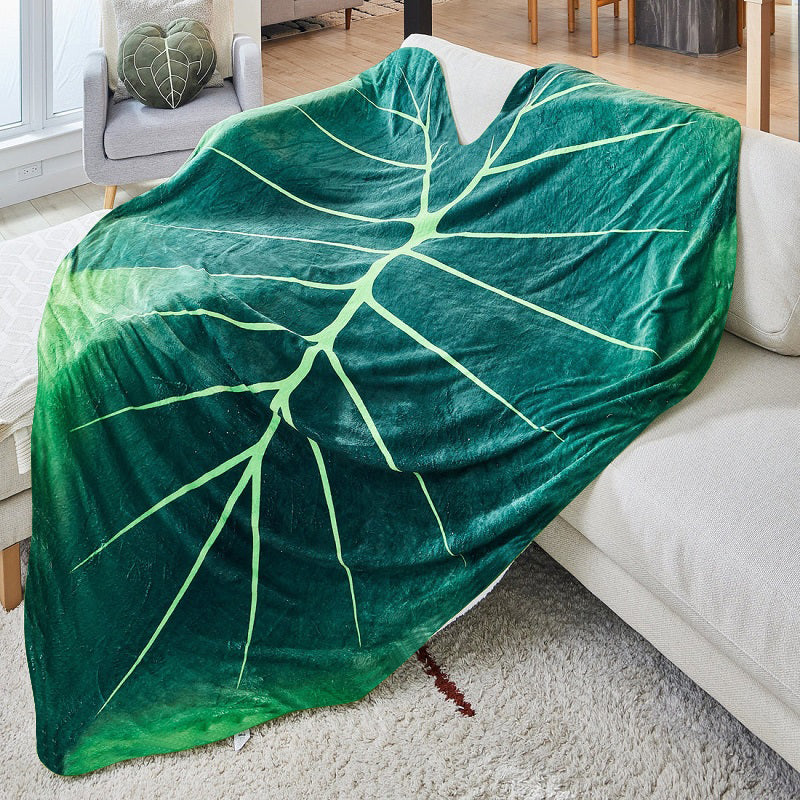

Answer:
[733,129,800,355]
[402,35,800,356]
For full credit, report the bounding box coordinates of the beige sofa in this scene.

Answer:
[0,212,108,611]
[400,35,800,775]
[261,0,365,29]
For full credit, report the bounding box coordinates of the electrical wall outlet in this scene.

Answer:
[17,162,43,181]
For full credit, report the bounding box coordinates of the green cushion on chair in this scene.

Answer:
[118,18,217,110]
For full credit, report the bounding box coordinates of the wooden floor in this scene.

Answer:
[0,181,160,240]
[1,0,797,241]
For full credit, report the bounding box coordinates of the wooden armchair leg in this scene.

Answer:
[104,185,118,210]
[614,0,620,18]
[591,0,600,56]
[568,0,576,33]
[530,0,538,42]
[0,543,22,611]
[345,7,352,29]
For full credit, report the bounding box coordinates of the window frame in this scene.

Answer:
[0,0,89,144]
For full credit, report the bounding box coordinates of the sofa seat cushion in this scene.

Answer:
[0,212,107,475]
[0,437,30,503]
[104,81,242,160]
[0,488,32,552]
[562,332,800,716]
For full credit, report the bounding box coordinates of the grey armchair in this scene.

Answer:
[83,34,263,209]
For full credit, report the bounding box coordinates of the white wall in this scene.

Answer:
[233,0,262,44]
[0,124,86,208]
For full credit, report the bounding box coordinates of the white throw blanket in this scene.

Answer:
[0,211,108,474]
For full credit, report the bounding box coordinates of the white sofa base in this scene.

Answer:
[0,492,28,609]
[538,516,800,773]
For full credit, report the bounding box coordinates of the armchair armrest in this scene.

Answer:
[83,49,110,183]
[231,34,264,111]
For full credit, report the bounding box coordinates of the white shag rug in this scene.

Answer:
[3,541,799,799]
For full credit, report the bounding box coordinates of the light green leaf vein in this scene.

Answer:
[146,222,393,255]
[96,459,255,715]
[72,442,259,571]
[398,67,422,118]
[215,273,357,290]
[368,297,563,442]
[238,413,280,687]
[93,264,357,291]
[308,437,362,647]
[352,87,424,127]
[528,80,607,111]
[133,308,310,338]
[527,70,574,106]
[436,227,686,241]
[208,146,412,225]
[293,105,426,170]
[71,381,283,433]
[324,349,399,471]
[415,472,466,566]
[489,123,693,175]
[408,250,657,355]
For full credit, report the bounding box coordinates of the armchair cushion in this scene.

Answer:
[118,19,219,108]
[104,79,242,159]
[102,0,234,91]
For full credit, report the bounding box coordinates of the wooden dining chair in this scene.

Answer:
[528,0,539,44]
[529,0,635,58]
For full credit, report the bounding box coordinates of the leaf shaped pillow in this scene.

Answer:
[118,19,218,109]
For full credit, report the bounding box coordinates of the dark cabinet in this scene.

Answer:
[635,0,739,56]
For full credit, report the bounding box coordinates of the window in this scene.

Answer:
[0,1,22,128]
[0,0,100,140]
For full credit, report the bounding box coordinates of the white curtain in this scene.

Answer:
[0,0,21,127]
[52,0,101,115]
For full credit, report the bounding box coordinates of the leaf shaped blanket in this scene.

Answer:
[25,47,739,775]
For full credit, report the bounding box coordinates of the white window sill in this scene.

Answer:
[0,120,83,173]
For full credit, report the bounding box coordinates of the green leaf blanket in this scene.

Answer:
[25,47,739,775]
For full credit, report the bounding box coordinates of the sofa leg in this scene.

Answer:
[104,185,117,210]
[0,543,22,611]
[345,7,352,29]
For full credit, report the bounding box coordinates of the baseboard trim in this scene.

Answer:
[0,156,88,208]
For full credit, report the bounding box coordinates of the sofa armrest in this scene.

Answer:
[83,49,110,183]
[231,33,264,111]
